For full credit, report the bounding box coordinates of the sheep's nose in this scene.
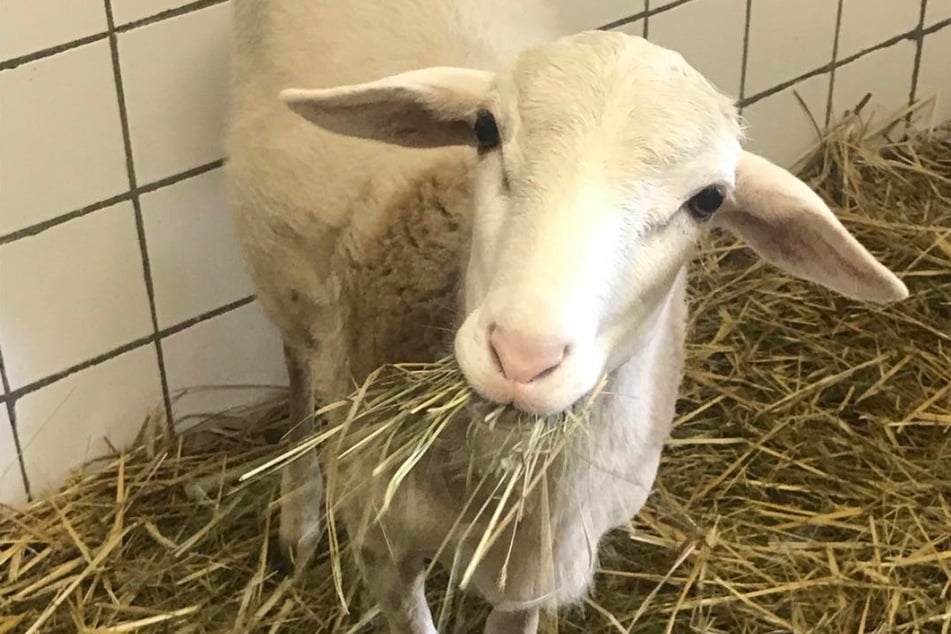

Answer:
[489,326,567,384]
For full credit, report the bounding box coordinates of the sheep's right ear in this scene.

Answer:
[280,67,496,148]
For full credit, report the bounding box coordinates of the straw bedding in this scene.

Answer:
[2,112,950,633]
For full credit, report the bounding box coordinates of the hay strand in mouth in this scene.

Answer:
[1,109,949,633]
[270,356,600,598]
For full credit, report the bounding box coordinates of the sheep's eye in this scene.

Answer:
[686,185,725,220]
[474,109,500,150]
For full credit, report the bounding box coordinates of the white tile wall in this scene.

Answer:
[0,407,27,506]
[142,170,254,328]
[742,73,830,169]
[745,0,838,96]
[1,0,950,506]
[551,0,645,31]
[118,2,232,183]
[0,40,128,235]
[163,302,287,427]
[918,25,951,128]
[838,1,919,60]
[112,0,195,26]
[17,346,161,497]
[832,40,917,128]
[926,0,951,26]
[0,0,106,61]
[647,0,746,97]
[0,202,153,388]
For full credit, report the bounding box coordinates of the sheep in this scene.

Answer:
[224,1,909,632]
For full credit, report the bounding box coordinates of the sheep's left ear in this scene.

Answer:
[715,151,908,304]
[280,67,495,148]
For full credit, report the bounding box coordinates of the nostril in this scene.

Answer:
[489,326,568,384]
[532,361,562,381]
[488,327,504,373]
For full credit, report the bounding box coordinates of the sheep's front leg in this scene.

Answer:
[275,343,324,573]
[484,608,539,634]
[356,546,437,634]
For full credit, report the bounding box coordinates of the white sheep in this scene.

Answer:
[224,1,908,632]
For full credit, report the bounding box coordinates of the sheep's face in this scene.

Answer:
[456,34,743,414]
[282,32,907,415]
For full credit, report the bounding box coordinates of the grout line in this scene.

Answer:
[104,0,175,430]
[0,32,109,71]
[2,405,33,502]
[642,0,649,38]
[0,159,225,247]
[908,0,929,114]
[601,9,648,32]
[0,0,229,72]
[643,0,650,39]
[5,296,256,404]
[0,344,33,499]
[825,0,845,127]
[737,0,753,109]
[0,193,130,246]
[138,159,226,195]
[160,295,256,340]
[599,0,697,32]
[114,0,230,34]
[0,346,13,404]
[6,335,157,404]
[647,0,695,18]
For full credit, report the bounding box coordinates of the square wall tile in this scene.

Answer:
[0,406,28,507]
[143,169,254,328]
[831,41,915,129]
[0,203,153,388]
[742,73,829,169]
[0,41,129,236]
[0,0,106,61]
[916,26,951,129]
[838,0,919,59]
[746,0,837,96]
[926,0,951,26]
[549,0,645,32]
[111,0,195,26]
[162,302,287,428]
[647,0,746,97]
[17,346,162,497]
[118,3,232,183]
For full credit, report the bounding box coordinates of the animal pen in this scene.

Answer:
[3,111,951,632]
[2,1,951,633]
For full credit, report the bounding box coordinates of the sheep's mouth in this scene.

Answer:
[463,387,598,429]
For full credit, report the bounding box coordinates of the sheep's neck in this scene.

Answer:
[342,155,476,383]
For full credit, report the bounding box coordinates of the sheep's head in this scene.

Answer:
[281,31,908,415]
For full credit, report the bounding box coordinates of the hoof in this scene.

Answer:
[262,427,284,445]
[268,532,320,578]
[267,536,295,578]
